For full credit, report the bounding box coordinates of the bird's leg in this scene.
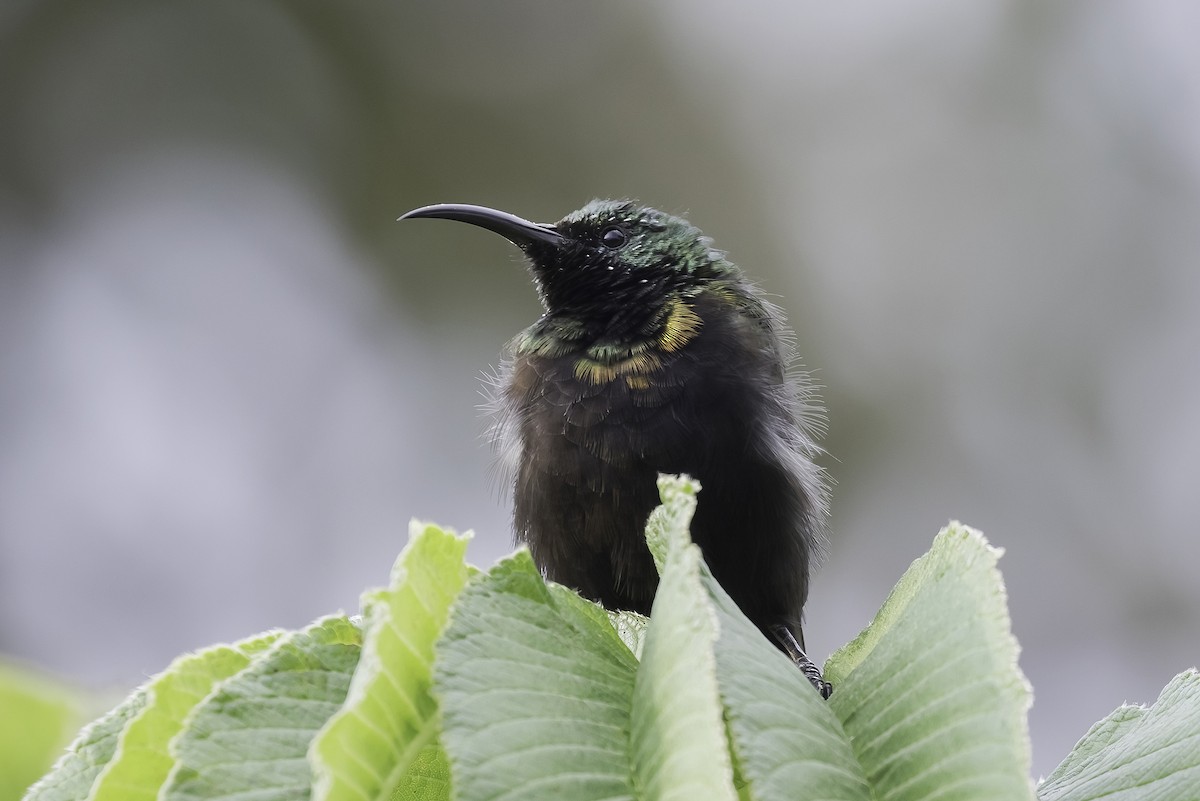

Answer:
[770,623,833,699]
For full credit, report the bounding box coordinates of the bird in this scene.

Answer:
[400,199,831,697]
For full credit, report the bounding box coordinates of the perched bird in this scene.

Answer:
[400,200,831,696]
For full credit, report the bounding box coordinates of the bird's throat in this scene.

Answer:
[567,297,704,387]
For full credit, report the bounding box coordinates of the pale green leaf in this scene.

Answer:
[162,616,361,801]
[643,474,872,801]
[310,521,470,801]
[825,522,1035,801]
[1037,669,1200,801]
[434,549,639,801]
[389,741,450,801]
[630,474,737,801]
[606,610,649,661]
[643,473,698,575]
[1039,707,1144,787]
[705,565,871,800]
[87,631,281,801]
[21,685,147,801]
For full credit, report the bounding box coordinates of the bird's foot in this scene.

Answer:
[770,624,833,699]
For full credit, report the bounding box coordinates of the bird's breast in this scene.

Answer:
[510,359,753,491]
[504,290,778,483]
[537,352,692,467]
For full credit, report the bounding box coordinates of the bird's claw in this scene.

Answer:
[770,623,833,699]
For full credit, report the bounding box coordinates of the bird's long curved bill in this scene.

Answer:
[398,203,565,249]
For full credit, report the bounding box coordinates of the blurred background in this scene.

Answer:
[1,0,1197,778]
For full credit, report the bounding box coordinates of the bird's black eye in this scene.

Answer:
[600,226,628,249]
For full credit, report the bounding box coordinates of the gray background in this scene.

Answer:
[2,0,1197,777]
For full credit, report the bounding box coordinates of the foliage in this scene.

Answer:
[11,476,1199,801]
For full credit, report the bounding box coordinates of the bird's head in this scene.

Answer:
[400,200,739,347]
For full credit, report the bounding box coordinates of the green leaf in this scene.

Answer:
[630,474,737,801]
[310,521,471,801]
[1039,707,1144,788]
[86,631,281,801]
[1,662,84,801]
[1037,669,1200,801]
[161,616,361,801]
[705,561,871,800]
[643,473,698,576]
[434,549,640,801]
[606,610,649,661]
[22,686,148,801]
[643,474,873,801]
[389,741,450,801]
[825,522,1035,801]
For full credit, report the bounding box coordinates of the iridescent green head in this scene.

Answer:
[399,200,739,336]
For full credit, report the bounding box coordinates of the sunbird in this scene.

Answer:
[401,200,831,696]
